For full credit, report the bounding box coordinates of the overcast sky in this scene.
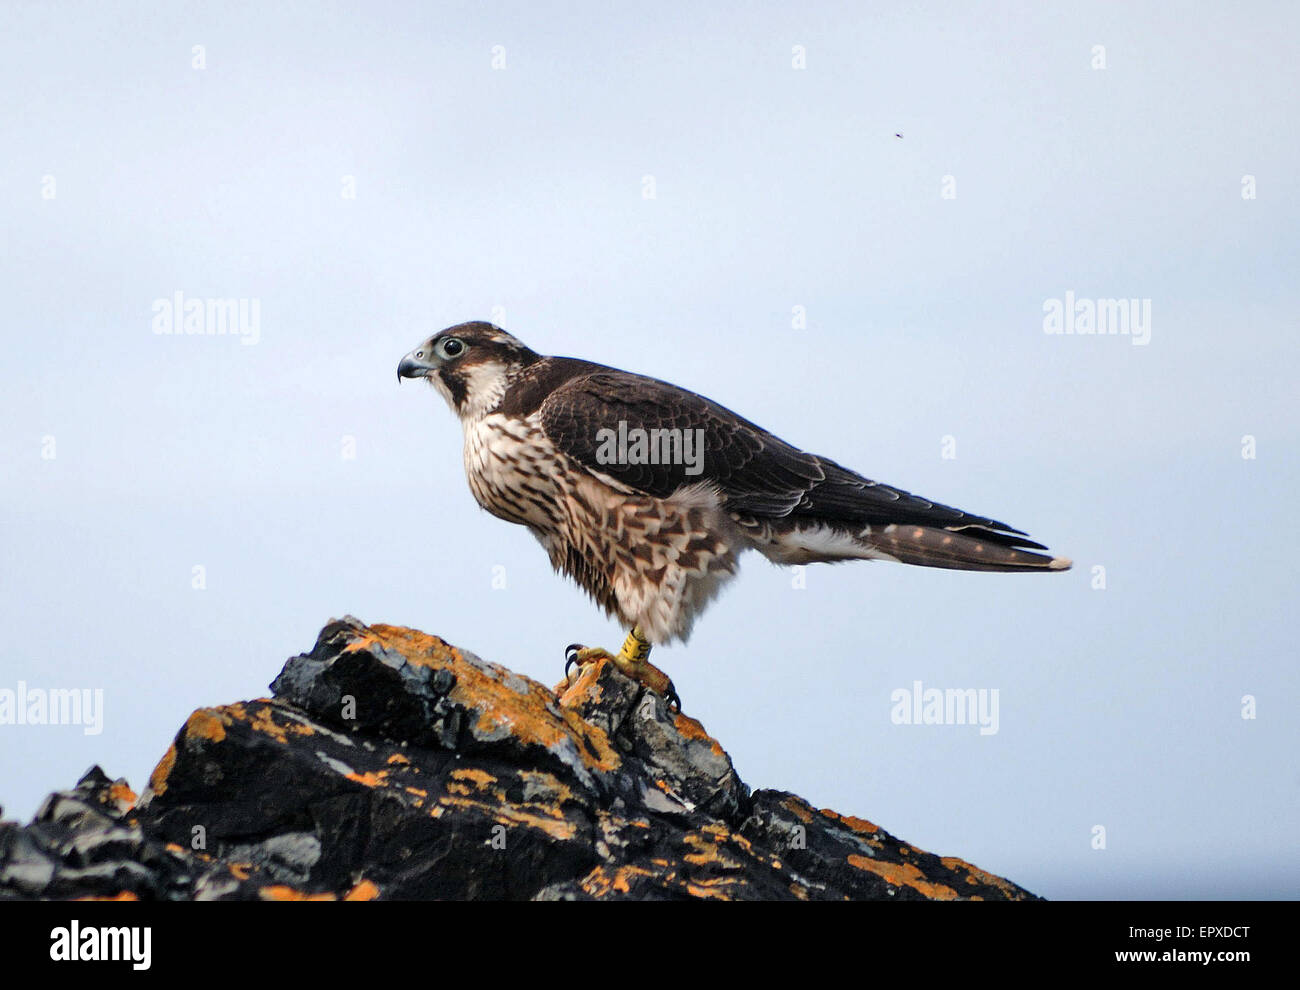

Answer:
[1,0,1296,899]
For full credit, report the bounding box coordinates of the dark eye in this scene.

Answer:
[437,337,465,359]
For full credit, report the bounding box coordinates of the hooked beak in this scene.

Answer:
[397,346,437,383]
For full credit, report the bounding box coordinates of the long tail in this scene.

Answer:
[862,522,1072,573]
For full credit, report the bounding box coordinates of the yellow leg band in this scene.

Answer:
[617,625,652,665]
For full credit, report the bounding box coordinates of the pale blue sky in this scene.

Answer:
[2,0,1297,898]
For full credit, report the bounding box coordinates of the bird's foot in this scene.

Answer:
[564,632,680,712]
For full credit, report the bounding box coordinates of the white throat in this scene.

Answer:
[430,361,511,425]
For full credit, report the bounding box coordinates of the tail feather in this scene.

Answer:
[865,523,1072,573]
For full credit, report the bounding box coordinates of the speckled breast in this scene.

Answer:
[462,413,567,531]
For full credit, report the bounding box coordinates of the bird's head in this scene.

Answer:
[398,321,541,420]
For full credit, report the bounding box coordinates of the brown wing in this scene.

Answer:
[535,366,1049,553]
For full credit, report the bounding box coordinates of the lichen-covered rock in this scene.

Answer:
[0,617,1038,901]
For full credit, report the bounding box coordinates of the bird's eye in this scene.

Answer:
[437,337,466,359]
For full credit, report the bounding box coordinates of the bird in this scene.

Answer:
[398,321,1070,709]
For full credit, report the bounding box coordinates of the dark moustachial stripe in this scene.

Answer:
[439,366,468,409]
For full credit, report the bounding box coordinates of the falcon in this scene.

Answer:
[398,321,1070,709]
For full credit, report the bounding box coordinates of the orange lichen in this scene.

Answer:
[350,624,622,776]
[846,854,959,901]
[449,768,498,790]
[819,807,880,835]
[494,807,578,841]
[681,831,744,871]
[258,886,337,901]
[108,781,137,810]
[341,633,380,655]
[75,891,140,901]
[579,863,658,897]
[939,856,1024,899]
[345,770,388,788]
[147,743,177,796]
[684,876,739,900]
[222,702,314,745]
[386,753,411,765]
[672,713,725,756]
[184,709,228,743]
[344,879,381,901]
[556,660,605,705]
[346,625,460,668]
[435,793,578,842]
[516,770,574,804]
[782,796,814,823]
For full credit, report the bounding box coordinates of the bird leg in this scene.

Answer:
[565,626,681,711]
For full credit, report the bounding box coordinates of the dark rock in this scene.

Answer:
[0,617,1039,901]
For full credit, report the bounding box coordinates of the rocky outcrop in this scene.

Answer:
[0,617,1037,901]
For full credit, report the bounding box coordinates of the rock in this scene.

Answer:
[0,617,1038,901]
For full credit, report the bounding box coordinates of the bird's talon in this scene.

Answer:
[561,634,678,709]
[564,644,585,681]
[665,681,681,713]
